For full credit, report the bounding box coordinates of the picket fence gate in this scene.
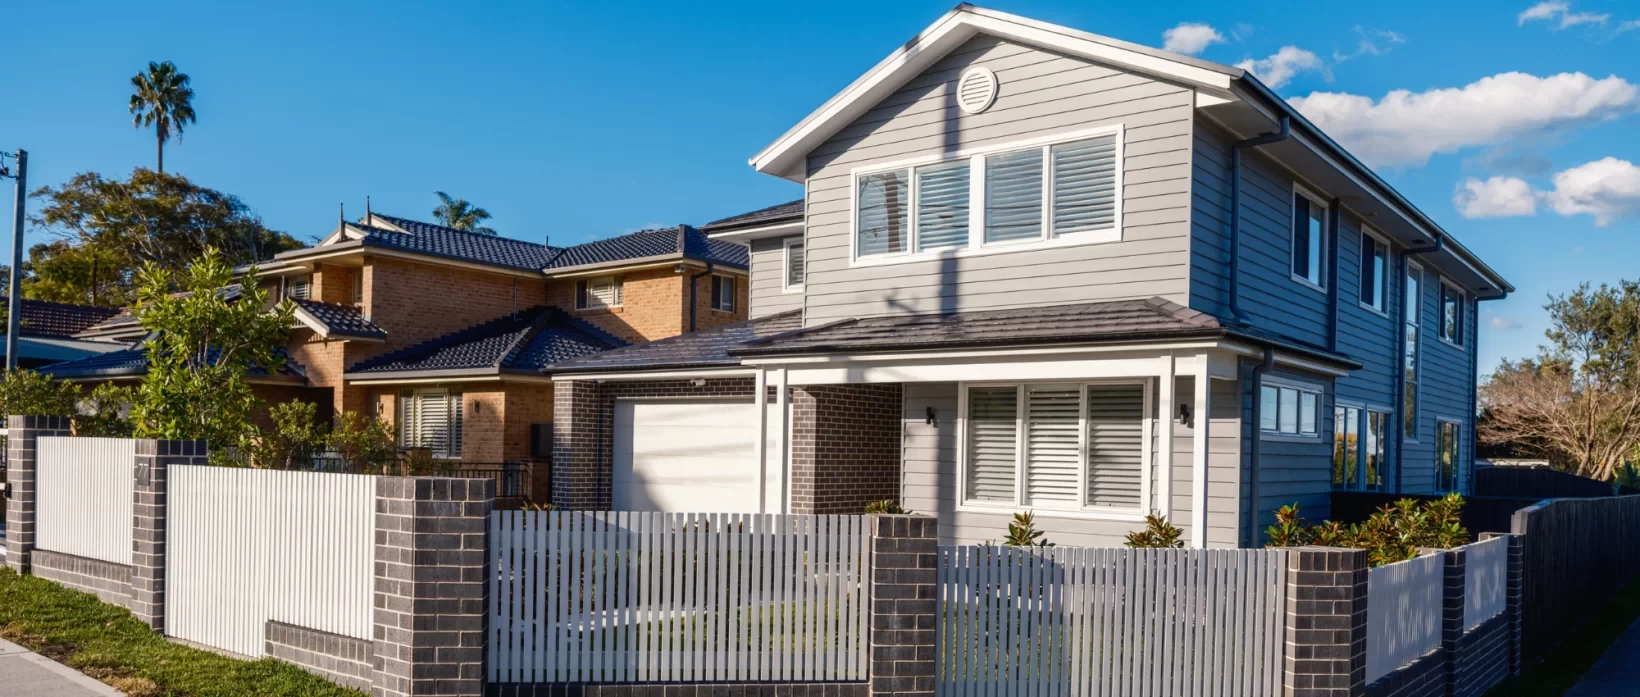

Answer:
[35,437,136,565]
[166,467,376,657]
[935,546,1289,697]
[488,511,871,684]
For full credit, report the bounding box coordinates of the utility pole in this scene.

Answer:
[3,149,25,372]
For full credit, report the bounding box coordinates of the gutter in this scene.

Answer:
[1227,115,1292,325]
[1246,349,1276,547]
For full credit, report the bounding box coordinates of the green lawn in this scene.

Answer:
[0,569,363,697]
[1485,575,1640,697]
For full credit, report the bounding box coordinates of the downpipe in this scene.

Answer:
[1246,349,1276,547]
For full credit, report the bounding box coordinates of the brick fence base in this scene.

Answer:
[265,621,375,692]
[486,684,869,697]
[31,550,132,608]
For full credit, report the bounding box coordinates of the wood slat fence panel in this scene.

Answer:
[167,467,376,657]
[1463,537,1506,631]
[1513,496,1640,662]
[489,512,871,684]
[934,546,1288,697]
[35,437,136,565]
[1365,552,1443,685]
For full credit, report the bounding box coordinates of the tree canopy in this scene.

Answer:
[432,191,496,234]
[25,169,302,307]
[1479,280,1640,480]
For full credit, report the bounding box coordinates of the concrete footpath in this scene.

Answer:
[1566,616,1640,697]
[0,638,122,697]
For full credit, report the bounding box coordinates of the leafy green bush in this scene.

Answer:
[76,383,135,437]
[1003,511,1053,548]
[248,400,325,469]
[328,410,397,473]
[0,369,79,418]
[864,499,909,514]
[1124,513,1185,548]
[1264,494,1468,567]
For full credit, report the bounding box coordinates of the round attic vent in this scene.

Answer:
[956,67,998,114]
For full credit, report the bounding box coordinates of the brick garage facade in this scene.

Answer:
[790,385,904,514]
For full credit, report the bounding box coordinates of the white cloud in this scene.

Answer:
[1236,47,1326,89]
[1289,72,1640,167]
[1519,1,1569,25]
[1163,22,1225,55]
[1488,316,1525,331]
[1519,2,1610,28]
[1455,177,1538,218]
[1334,27,1407,62]
[1541,157,1640,226]
[1618,19,1640,35]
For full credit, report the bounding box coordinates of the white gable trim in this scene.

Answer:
[749,6,1238,181]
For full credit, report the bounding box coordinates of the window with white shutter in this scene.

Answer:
[962,380,1150,517]
[285,274,312,300]
[398,389,463,459]
[984,149,1043,244]
[783,240,805,290]
[964,387,1018,504]
[915,161,970,251]
[576,277,623,310]
[1051,135,1119,237]
[1085,383,1145,510]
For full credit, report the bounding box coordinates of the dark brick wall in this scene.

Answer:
[31,549,132,608]
[266,620,374,692]
[550,378,756,510]
[487,684,867,697]
[130,438,208,631]
[1365,647,1444,697]
[869,514,937,697]
[790,385,903,515]
[1453,615,1510,697]
[4,415,73,573]
[1284,547,1369,697]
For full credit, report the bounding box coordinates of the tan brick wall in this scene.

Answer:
[364,255,547,357]
[462,390,506,462]
[503,382,554,461]
[545,267,686,344]
[687,272,751,332]
[312,263,358,305]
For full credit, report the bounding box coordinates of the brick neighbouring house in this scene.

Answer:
[44,211,750,471]
[0,296,125,369]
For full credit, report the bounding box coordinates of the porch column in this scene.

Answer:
[755,368,769,512]
[773,368,789,513]
[1190,359,1212,548]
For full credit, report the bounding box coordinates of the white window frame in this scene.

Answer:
[1289,183,1329,293]
[712,275,736,312]
[399,388,463,460]
[283,273,313,300]
[955,378,1153,522]
[847,124,1125,268]
[1259,375,1325,442]
[1358,227,1390,317]
[1404,260,1424,443]
[1435,417,1463,493]
[576,276,623,311]
[1438,278,1466,348]
[782,237,805,293]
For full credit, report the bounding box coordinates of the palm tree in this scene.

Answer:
[432,192,497,235]
[129,61,197,173]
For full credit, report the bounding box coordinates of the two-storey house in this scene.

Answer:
[47,212,749,467]
[544,5,1511,548]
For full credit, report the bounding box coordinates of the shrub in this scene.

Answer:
[1264,494,1469,567]
[864,499,909,515]
[249,400,325,470]
[1124,513,1185,548]
[0,369,79,418]
[328,410,397,473]
[1003,511,1053,548]
[76,383,135,437]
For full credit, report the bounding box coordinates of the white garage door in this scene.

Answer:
[613,399,771,513]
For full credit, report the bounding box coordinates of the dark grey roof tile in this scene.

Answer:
[291,299,387,340]
[551,310,803,373]
[702,199,804,231]
[346,306,624,376]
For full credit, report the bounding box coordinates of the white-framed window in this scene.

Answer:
[1439,280,1466,346]
[1333,406,1389,491]
[399,389,463,459]
[1259,379,1321,438]
[783,238,805,291]
[284,274,312,300]
[959,379,1151,518]
[851,126,1123,264]
[1404,260,1423,441]
[575,276,623,310]
[352,274,364,306]
[1436,419,1462,493]
[1358,229,1388,313]
[711,275,736,312]
[1290,186,1328,290]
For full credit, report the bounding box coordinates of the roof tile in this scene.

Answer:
[347,306,625,376]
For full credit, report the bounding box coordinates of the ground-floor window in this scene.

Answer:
[961,380,1150,517]
[1260,380,1320,438]
[1333,406,1388,491]
[1437,419,1461,493]
[399,388,464,459]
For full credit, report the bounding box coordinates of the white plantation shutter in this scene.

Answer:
[1024,384,1082,505]
[449,392,463,457]
[1085,383,1145,510]
[857,170,910,256]
[916,161,970,251]
[418,391,450,456]
[965,387,1018,503]
[1051,135,1119,236]
[785,242,804,287]
[984,149,1043,243]
[398,393,416,445]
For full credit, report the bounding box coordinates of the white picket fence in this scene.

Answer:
[35,437,136,565]
[488,512,871,684]
[935,546,1289,697]
[1365,552,1443,685]
[167,467,376,657]
[1464,537,1507,631]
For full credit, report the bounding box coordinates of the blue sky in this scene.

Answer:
[1,0,1636,374]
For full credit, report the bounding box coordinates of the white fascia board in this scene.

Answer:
[737,340,1227,366]
[549,368,758,382]
[290,307,333,338]
[750,8,1236,181]
[705,221,804,244]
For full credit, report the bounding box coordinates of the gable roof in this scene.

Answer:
[702,199,804,233]
[750,4,1241,180]
[289,299,386,341]
[542,225,748,272]
[346,306,626,379]
[74,285,248,340]
[330,216,563,272]
[551,310,803,375]
[43,343,308,383]
[0,297,122,339]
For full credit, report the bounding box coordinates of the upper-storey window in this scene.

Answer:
[711,275,736,312]
[1405,261,1423,440]
[284,274,312,300]
[1291,187,1328,290]
[783,239,805,291]
[1440,280,1465,346]
[853,127,1122,263]
[1359,229,1388,313]
[575,276,623,310]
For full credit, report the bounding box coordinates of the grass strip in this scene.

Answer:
[1485,574,1640,697]
[0,569,362,697]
